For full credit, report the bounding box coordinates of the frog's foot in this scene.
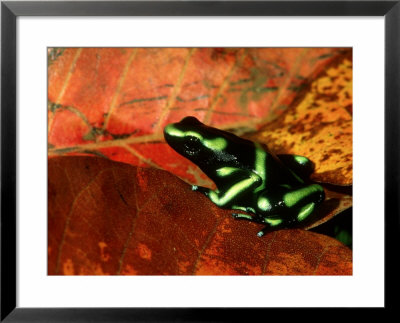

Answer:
[257,227,273,237]
[231,214,285,236]
[257,224,283,237]
[192,185,211,195]
[232,213,253,221]
[256,218,288,237]
[232,213,266,225]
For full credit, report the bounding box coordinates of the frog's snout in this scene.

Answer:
[163,124,181,150]
[164,123,183,140]
[163,123,174,137]
[163,123,173,142]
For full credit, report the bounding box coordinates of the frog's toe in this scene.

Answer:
[257,230,265,237]
[232,213,253,221]
[257,225,278,237]
[192,185,211,195]
[256,217,288,236]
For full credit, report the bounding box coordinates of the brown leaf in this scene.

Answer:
[48,156,352,275]
[249,55,353,185]
[302,185,352,230]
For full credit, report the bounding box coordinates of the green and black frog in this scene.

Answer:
[164,116,324,237]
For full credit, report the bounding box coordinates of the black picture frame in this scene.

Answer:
[1,1,399,321]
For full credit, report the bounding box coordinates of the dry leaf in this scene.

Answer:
[249,55,352,185]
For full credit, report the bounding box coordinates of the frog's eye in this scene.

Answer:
[186,136,200,144]
[184,134,201,146]
[183,136,202,156]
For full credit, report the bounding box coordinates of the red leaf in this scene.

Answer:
[48,48,350,187]
[48,156,352,275]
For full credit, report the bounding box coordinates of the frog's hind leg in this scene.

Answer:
[277,154,315,180]
[231,203,268,223]
[232,214,288,237]
[232,213,254,221]
[231,212,266,224]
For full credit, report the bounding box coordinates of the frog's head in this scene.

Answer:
[164,116,231,166]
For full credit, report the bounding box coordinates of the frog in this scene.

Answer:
[163,116,325,237]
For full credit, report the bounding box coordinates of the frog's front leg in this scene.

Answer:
[192,167,262,208]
